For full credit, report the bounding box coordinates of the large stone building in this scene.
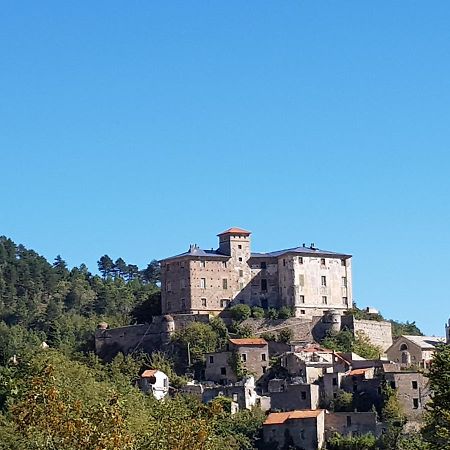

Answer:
[160,227,352,318]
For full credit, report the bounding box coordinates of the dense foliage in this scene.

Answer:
[0,236,161,362]
[0,350,265,450]
[422,344,450,449]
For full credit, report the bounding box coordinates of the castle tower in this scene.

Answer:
[322,309,342,335]
[217,227,251,258]
[217,228,252,304]
[446,319,450,344]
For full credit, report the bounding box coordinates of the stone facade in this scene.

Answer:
[384,371,430,422]
[204,338,269,383]
[324,411,381,439]
[268,379,320,411]
[263,410,325,450]
[160,227,352,318]
[94,313,209,361]
[386,335,445,369]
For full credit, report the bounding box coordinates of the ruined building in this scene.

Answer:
[160,227,352,318]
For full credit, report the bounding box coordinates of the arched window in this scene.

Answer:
[400,343,408,351]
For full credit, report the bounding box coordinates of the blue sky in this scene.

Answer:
[1,2,449,335]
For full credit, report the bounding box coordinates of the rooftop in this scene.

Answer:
[401,335,446,349]
[229,338,268,346]
[217,227,251,236]
[264,410,324,425]
[141,369,158,378]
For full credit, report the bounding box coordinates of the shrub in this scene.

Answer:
[277,328,293,344]
[277,307,293,319]
[265,308,278,320]
[229,305,251,322]
[251,306,265,319]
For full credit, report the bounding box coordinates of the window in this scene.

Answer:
[180,278,186,289]
[222,278,228,289]
[300,309,305,315]
[200,278,206,289]
[261,279,267,291]
[232,393,238,401]
[262,353,267,361]
[299,257,303,264]
[322,296,328,305]
[321,276,327,286]
[400,343,408,351]
[332,378,337,386]
[413,398,419,409]
[220,367,226,375]
[167,301,171,310]
[239,269,243,277]
[341,259,346,266]
[222,261,227,268]
[209,356,214,364]
[181,298,186,309]
[220,299,229,308]
[260,262,266,269]
[167,282,172,292]
[241,354,247,362]
[180,261,184,269]
[283,259,286,266]
[412,381,418,389]
[262,366,267,373]
[342,297,348,305]
[390,381,396,389]
[299,274,305,286]
[238,244,242,249]
[300,295,305,303]
[342,277,347,287]
[321,258,326,266]
[239,282,244,289]
[201,298,207,307]
[346,416,352,426]
[200,261,206,268]
[301,391,306,400]
[166,264,170,271]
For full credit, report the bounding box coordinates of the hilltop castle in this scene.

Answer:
[160,227,353,318]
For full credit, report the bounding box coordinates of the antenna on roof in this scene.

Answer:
[310,243,315,249]
[302,243,306,247]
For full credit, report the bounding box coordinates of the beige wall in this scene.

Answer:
[278,254,351,318]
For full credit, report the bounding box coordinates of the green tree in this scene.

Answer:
[422,344,450,449]
[97,255,114,279]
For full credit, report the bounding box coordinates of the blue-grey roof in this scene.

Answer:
[161,244,350,262]
[160,246,229,262]
[251,246,351,259]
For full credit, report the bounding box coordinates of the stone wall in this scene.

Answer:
[341,316,393,351]
[325,412,380,439]
[94,314,209,361]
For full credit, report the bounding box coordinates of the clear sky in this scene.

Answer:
[1,2,449,336]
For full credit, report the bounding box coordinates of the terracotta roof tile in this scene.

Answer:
[141,369,158,378]
[264,410,324,425]
[348,368,370,376]
[217,227,251,236]
[229,338,267,346]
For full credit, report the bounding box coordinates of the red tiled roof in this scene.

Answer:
[229,338,267,346]
[348,368,370,376]
[141,369,158,378]
[217,227,251,236]
[264,410,324,425]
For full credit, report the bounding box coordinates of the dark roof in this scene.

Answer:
[160,245,229,262]
[251,245,351,259]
